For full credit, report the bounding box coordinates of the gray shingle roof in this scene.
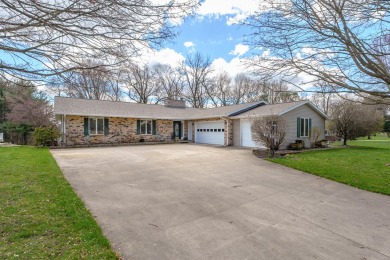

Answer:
[54,97,327,120]
[53,97,266,120]
[229,100,329,119]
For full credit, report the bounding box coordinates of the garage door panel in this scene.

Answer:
[241,119,265,148]
[195,121,224,145]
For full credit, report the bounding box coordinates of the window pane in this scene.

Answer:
[89,118,96,135]
[305,119,309,136]
[97,118,104,135]
[141,120,146,134]
[147,120,152,135]
[300,118,305,136]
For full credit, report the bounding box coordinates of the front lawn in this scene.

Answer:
[269,135,390,196]
[0,146,118,259]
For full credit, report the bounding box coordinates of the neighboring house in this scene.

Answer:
[54,97,328,148]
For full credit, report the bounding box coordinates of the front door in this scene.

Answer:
[173,121,182,140]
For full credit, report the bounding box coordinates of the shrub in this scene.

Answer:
[309,126,322,148]
[251,115,287,156]
[34,126,60,146]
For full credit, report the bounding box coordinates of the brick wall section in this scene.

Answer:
[224,118,233,146]
[64,115,174,145]
[66,115,86,145]
[156,120,174,141]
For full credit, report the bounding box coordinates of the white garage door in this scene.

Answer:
[195,121,224,145]
[241,119,265,148]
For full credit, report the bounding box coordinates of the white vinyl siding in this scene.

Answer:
[232,119,240,146]
[283,104,325,149]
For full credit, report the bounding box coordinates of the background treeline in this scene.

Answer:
[48,54,301,107]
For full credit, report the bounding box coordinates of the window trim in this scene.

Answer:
[139,119,153,135]
[89,117,105,135]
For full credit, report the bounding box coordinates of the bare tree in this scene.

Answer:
[231,73,257,104]
[260,80,300,104]
[50,60,123,101]
[152,63,184,100]
[124,64,159,104]
[205,71,233,107]
[310,82,336,116]
[0,0,197,81]
[244,0,390,104]
[251,115,287,156]
[330,100,384,145]
[181,52,213,108]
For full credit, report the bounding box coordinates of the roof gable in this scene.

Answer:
[229,100,329,119]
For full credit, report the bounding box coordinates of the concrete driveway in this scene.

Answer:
[51,144,390,260]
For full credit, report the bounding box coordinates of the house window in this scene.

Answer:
[300,118,310,137]
[140,120,152,135]
[89,117,104,135]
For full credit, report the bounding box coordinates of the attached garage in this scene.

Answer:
[195,121,224,145]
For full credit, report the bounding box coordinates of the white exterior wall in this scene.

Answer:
[282,104,326,149]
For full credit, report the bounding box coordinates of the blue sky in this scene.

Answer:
[143,0,262,77]
[165,16,250,61]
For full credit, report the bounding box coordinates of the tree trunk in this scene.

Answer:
[343,134,347,145]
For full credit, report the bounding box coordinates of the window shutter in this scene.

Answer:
[308,118,312,135]
[84,117,89,136]
[104,118,109,136]
[152,120,157,135]
[136,120,141,134]
[297,117,301,138]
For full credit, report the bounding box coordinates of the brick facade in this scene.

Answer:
[64,115,176,145]
[64,115,234,146]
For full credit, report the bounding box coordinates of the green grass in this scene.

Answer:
[269,134,390,196]
[0,146,118,259]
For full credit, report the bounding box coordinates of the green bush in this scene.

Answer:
[34,126,60,146]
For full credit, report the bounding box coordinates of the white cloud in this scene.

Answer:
[229,44,249,56]
[211,57,248,78]
[197,0,259,25]
[184,41,194,48]
[134,48,185,67]
[261,48,270,58]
